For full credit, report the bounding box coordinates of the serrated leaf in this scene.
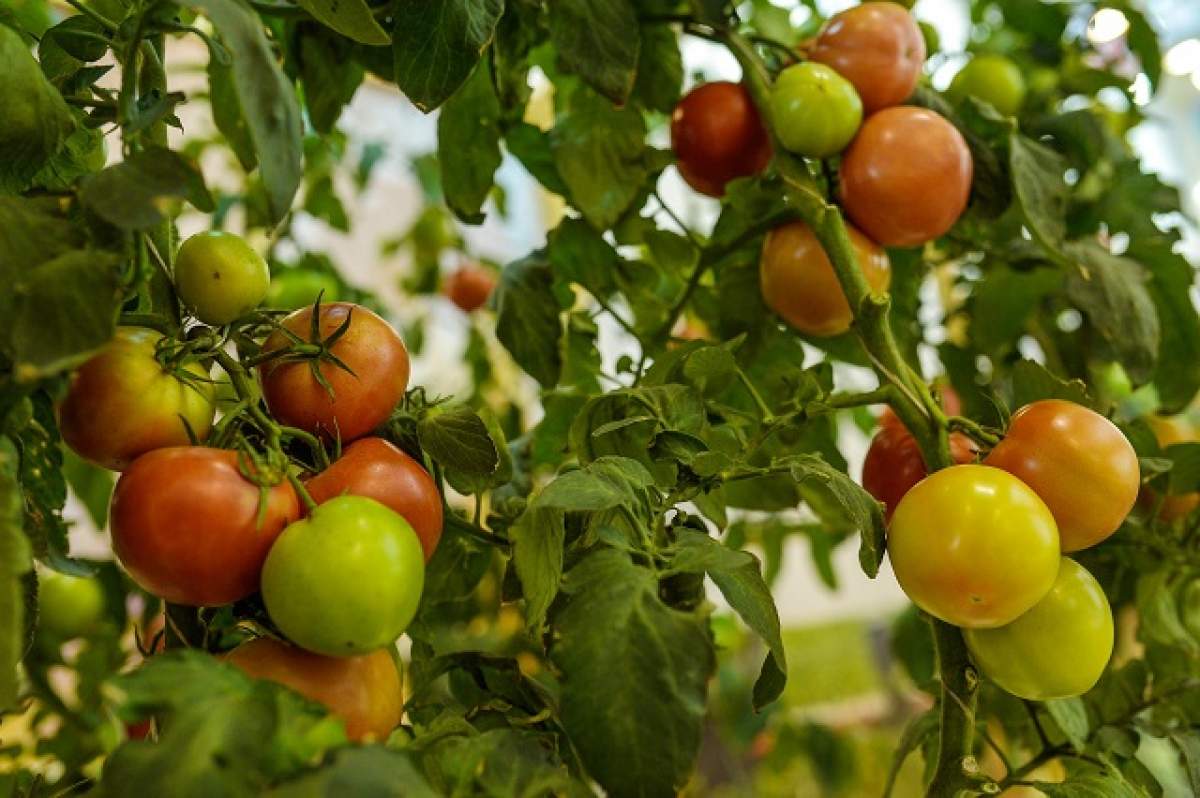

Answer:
[417,405,500,476]
[391,0,503,112]
[781,454,886,578]
[266,746,436,797]
[437,59,502,224]
[1044,697,1089,750]
[80,146,213,230]
[295,0,389,45]
[536,457,655,514]
[1010,360,1093,410]
[510,506,563,635]
[548,0,639,104]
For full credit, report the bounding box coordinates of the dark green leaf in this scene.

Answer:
[494,251,564,387]
[437,60,502,223]
[970,266,1063,353]
[266,747,436,797]
[548,0,639,104]
[298,28,364,135]
[294,0,389,45]
[1010,360,1092,409]
[631,24,681,113]
[781,454,886,578]
[510,506,563,635]
[1010,132,1068,248]
[505,122,569,195]
[1044,697,1088,750]
[391,0,503,112]
[417,405,501,477]
[0,439,30,709]
[81,146,213,229]
[0,23,75,192]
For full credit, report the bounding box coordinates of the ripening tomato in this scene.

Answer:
[174,231,270,325]
[59,328,216,470]
[226,637,403,742]
[259,303,410,443]
[1146,416,1200,521]
[965,558,1113,700]
[862,425,977,519]
[948,54,1026,117]
[265,270,341,311]
[769,62,862,158]
[37,570,105,638]
[984,400,1139,552]
[888,465,1060,628]
[444,265,496,313]
[840,106,973,248]
[760,220,891,337]
[809,2,926,114]
[305,437,443,561]
[261,496,425,656]
[670,81,772,197]
[110,447,300,606]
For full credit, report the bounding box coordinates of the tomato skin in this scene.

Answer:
[984,400,1139,552]
[226,637,402,742]
[175,231,270,325]
[862,425,977,519]
[262,496,425,656]
[1146,416,1199,520]
[948,54,1026,116]
[965,558,1113,700]
[809,2,926,114]
[888,464,1060,628]
[110,447,300,606]
[760,220,891,337]
[59,328,216,470]
[444,265,496,313]
[770,62,862,158]
[259,303,410,443]
[305,437,443,561]
[670,81,772,198]
[37,571,105,638]
[840,106,973,248]
[265,270,341,311]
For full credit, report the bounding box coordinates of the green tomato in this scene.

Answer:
[174,231,270,325]
[948,54,1026,117]
[769,62,862,158]
[261,496,425,656]
[965,558,1113,701]
[265,270,342,310]
[38,570,105,638]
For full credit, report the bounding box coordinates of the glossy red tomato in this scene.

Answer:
[226,637,402,742]
[110,447,300,606]
[862,425,977,519]
[670,81,772,197]
[840,106,973,247]
[305,437,443,561]
[760,220,891,337]
[809,2,926,113]
[444,265,496,313]
[985,400,1139,552]
[259,303,410,443]
[60,328,216,470]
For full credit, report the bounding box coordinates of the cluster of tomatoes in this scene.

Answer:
[866,396,1138,700]
[56,230,443,741]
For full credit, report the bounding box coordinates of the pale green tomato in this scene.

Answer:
[770,62,863,158]
[174,231,270,325]
[38,570,105,638]
[948,54,1027,116]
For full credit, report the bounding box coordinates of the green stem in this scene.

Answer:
[823,386,895,410]
[736,367,774,422]
[64,0,118,31]
[928,618,980,796]
[286,472,318,513]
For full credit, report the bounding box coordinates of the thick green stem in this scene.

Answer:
[928,619,980,796]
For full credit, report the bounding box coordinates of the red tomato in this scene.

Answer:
[984,400,1139,552]
[444,265,496,313]
[110,447,300,606]
[840,107,973,247]
[670,81,772,197]
[259,303,410,443]
[862,425,977,518]
[226,637,402,742]
[305,437,443,561]
[809,2,926,113]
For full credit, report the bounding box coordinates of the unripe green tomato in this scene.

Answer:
[769,62,863,158]
[174,231,270,325]
[262,496,425,656]
[264,270,342,310]
[38,570,105,638]
[965,558,1113,701]
[948,54,1027,116]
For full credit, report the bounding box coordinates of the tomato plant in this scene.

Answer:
[36,569,105,638]
[769,62,862,158]
[265,269,342,310]
[444,264,496,312]
[862,422,976,519]
[670,81,771,197]
[809,1,926,113]
[948,53,1027,116]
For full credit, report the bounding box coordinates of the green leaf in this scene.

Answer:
[494,251,564,387]
[669,530,787,710]
[417,405,501,477]
[187,0,303,223]
[548,0,639,104]
[882,710,937,798]
[551,90,649,230]
[630,24,681,114]
[391,0,503,112]
[1135,570,1195,653]
[1137,242,1200,409]
[437,60,502,224]
[0,439,31,709]
[1164,442,1200,495]
[970,266,1064,353]
[1044,697,1089,750]
[26,122,107,192]
[298,27,364,135]
[415,726,587,797]
[266,747,436,797]
[208,52,257,171]
[1010,132,1068,248]
[1171,731,1200,796]
[781,454,886,578]
[1010,359,1093,410]
[547,217,620,298]
[0,23,75,193]
[294,0,389,45]
[505,122,569,196]
[536,457,655,513]
[510,506,563,635]
[1123,6,1161,92]
[552,549,714,798]
[1037,774,1143,798]
[80,146,213,230]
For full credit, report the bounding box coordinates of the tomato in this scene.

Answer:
[59,328,216,471]
[888,464,1060,628]
[259,303,410,443]
[948,54,1026,117]
[670,81,772,197]
[759,220,891,337]
[37,570,105,638]
[305,437,443,561]
[444,265,496,313]
[769,62,862,158]
[174,231,270,326]
[862,425,977,519]
[1147,416,1200,520]
[265,270,341,311]
[984,400,1139,552]
[840,107,972,247]
[261,496,425,656]
[809,2,926,114]
[226,637,402,742]
[110,447,300,606]
[965,558,1113,700]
